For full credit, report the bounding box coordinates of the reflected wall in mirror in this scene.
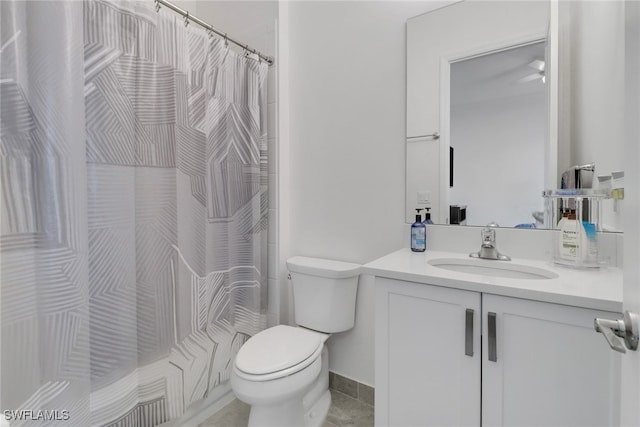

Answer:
[450,42,547,228]
[406,1,625,232]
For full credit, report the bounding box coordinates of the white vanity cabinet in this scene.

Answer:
[375,277,481,426]
[482,293,621,427]
[375,277,621,427]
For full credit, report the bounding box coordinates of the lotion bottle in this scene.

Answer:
[556,209,569,230]
[559,210,587,261]
[411,208,426,252]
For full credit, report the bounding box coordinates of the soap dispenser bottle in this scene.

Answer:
[422,207,434,225]
[411,208,426,252]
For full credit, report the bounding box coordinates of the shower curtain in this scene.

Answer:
[1,0,268,425]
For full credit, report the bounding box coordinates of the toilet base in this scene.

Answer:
[244,379,330,427]
[244,346,331,427]
[247,397,306,427]
[303,345,330,427]
[304,389,331,427]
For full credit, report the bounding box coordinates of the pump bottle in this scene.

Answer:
[411,208,426,252]
[422,207,434,225]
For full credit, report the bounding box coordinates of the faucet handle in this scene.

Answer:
[472,224,511,261]
[481,227,496,245]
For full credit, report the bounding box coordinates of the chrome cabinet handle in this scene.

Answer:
[488,312,497,362]
[594,311,639,353]
[465,308,474,357]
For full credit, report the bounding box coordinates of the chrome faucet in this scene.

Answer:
[469,223,511,261]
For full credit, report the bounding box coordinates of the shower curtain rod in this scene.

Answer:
[155,0,274,66]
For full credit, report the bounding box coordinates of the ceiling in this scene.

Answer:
[451,41,546,106]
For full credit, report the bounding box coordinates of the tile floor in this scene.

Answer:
[198,390,374,427]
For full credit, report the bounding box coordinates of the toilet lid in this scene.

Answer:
[235,325,323,375]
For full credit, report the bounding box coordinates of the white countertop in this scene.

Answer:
[362,248,623,312]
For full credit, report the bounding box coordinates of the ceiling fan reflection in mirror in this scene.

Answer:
[518,59,546,84]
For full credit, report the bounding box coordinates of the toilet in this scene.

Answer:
[230,256,361,427]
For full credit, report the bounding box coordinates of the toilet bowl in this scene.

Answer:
[230,325,330,427]
[230,256,361,427]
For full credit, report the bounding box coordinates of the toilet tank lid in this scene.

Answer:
[286,256,361,279]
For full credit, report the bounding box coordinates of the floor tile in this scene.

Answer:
[199,391,373,427]
[323,391,374,427]
[198,399,250,427]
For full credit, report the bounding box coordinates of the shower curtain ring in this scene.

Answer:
[224,34,229,48]
[155,0,161,12]
[184,11,190,27]
[244,44,250,57]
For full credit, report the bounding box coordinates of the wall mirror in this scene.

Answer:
[406,0,625,232]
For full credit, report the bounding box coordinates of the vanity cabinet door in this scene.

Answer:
[482,294,621,427]
[375,278,481,427]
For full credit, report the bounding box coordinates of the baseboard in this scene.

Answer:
[159,383,235,427]
[328,372,374,407]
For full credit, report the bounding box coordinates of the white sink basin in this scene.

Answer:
[428,258,558,280]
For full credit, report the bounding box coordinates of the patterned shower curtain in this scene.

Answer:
[1,0,268,425]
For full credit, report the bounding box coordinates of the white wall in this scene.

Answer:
[176,1,277,47]
[566,1,624,176]
[450,92,546,227]
[285,1,449,387]
[563,1,625,232]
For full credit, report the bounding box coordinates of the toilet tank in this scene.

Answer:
[286,256,361,333]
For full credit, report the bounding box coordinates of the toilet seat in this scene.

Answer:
[234,325,328,382]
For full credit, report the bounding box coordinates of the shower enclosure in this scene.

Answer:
[1,0,269,425]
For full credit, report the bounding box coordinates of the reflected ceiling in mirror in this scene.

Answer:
[451,42,546,106]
